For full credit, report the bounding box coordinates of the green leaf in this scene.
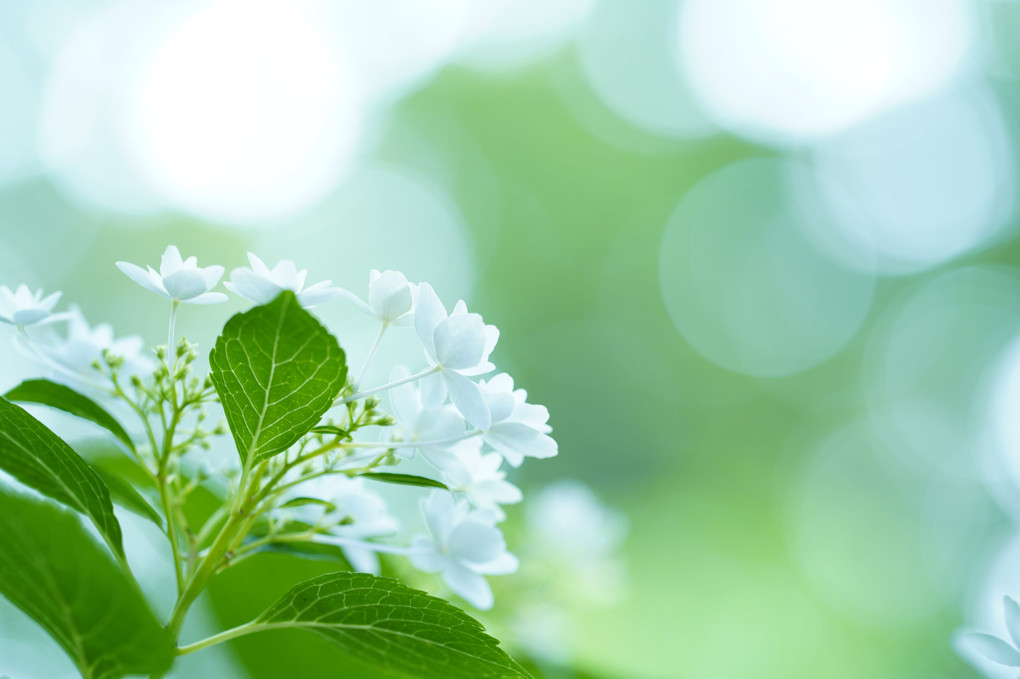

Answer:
[209,291,347,468]
[359,472,449,490]
[251,572,531,679]
[0,397,124,557]
[90,462,163,528]
[279,496,338,511]
[0,486,174,679]
[310,425,348,437]
[5,378,135,452]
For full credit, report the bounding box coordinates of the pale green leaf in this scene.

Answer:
[252,572,531,679]
[0,486,174,679]
[90,462,163,528]
[360,472,448,490]
[5,378,135,452]
[0,397,123,557]
[209,291,347,468]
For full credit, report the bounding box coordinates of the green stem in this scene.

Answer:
[176,622,261,655]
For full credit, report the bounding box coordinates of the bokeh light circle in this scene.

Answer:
[126,0,364,225]
[677,0,974,144]
[807,86,1016,275]
[659,157,875,378]
[576,0,714,139]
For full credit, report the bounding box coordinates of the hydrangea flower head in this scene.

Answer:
[43,306,148,379]
[479,373,557,467]
[116,245,227,304]
[0,285,64,326]
[225,253,340,307]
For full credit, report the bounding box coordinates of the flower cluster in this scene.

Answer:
[7,245,558,610]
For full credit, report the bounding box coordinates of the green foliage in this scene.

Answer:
[209,291,348,468]
[253,572,531,679]
[91,463,163,528]
[0,486,174,679]
[360,471,449,490]
[5,378,135,451]
[0,397,123,557]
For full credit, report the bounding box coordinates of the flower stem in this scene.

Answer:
[176,621,260,655]
[355,323,388,386]
[334,365,441,405]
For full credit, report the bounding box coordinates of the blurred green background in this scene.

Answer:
[4,0,1020,677]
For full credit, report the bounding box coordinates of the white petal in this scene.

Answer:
[201,264,225,289]
[338,289,375,317]
[227,268,282,304]
[1006,596,1020,649]
[296,281,341,307]
[388,365,421,426]
[342,545,382,575]
[485,422,557,466]
[38,291,62,312]
[447,520,504,564]
[444,371,491,430]
[474,551,519,575]
[184,291,229,305]
[163,269,212,300]
[11,309,51,326]
[419,372,447,408]
[160,245,184,274]
[369,270,413,323]
[414,283,446,359]
[964,632,1020,666]
[116,262,169,297]
[407,535,445,573]
[434,314,486,370]
[442,562,494,610]
[421,490,460,543]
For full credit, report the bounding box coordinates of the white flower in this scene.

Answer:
[389,365,468,466]
[340,270,415,325]
[0,285,65,326]
[42,306,149,379]
[224,253,340,307]
[479,373,557,467]
[439,438,522,520]
[280,476,398,575]
[409,490,517,610]
[116,245,227,304]
[960,596,1020,668]
[414,283,499,430]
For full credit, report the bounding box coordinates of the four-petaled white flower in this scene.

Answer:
[225,253,340,308]
[960,595,1020,669]
[340,270,416,325]
[439,438,522,520]
[389,365,468,466]
[479,373,557,467]
[116,245,227,304]
[409,491,518,610]
[0,285,64,326]
[414,283,499,430]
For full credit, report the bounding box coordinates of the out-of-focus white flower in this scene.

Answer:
[523,481,627,606]
[439,438,522,520]
[414,283,498,430]
[389,365,467,466]
[479,373,557,467]
[42,306,148,378]
[340,270,415,325]
[0,285,65,326]
[959,596,1020,668]
[409,490,517,610]
[280,476,398,575]
[116,245,227,304]
[225,253,340,307]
